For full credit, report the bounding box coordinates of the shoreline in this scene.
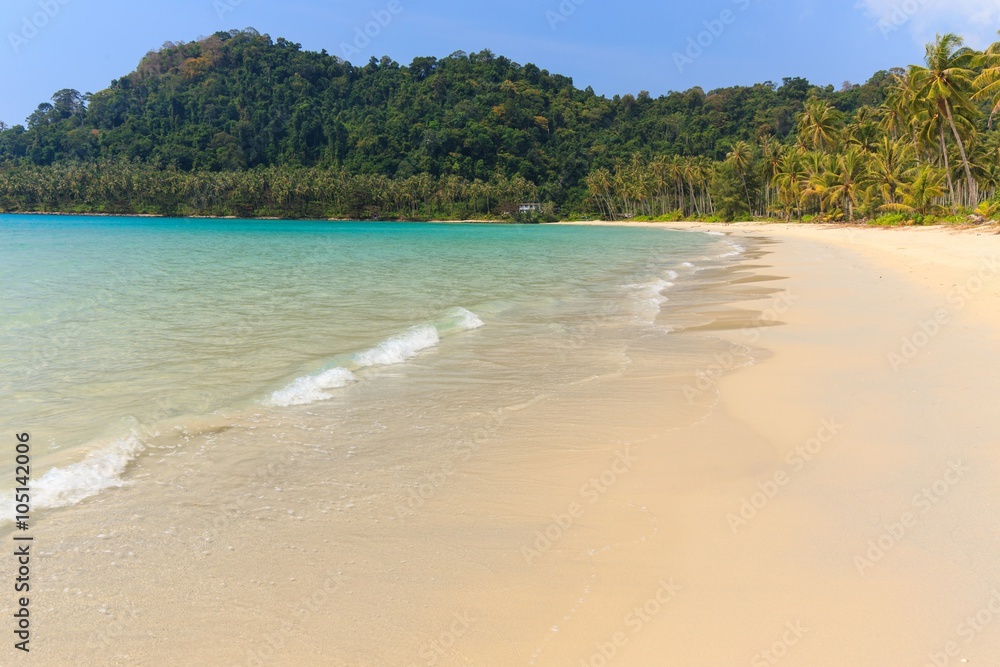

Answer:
[5,209,999,232]
[5,221,1000,664]
[520,222,1000,664]
[636,223,1000,664]
[7,226,757,665]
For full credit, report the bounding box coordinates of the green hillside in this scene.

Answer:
[2,28,996,222]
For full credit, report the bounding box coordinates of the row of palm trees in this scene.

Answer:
[585,154,716,220]
[0,161,540,219]
[589,33,1000,222]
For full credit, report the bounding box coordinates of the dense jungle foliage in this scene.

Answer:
[2,28,998,222]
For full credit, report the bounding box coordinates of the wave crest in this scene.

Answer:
[268,366,357,407]
[32,433,146,511]
[268,307,483,407]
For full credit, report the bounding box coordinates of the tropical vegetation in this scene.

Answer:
[2,29,1000,223]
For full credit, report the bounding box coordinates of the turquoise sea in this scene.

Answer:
[0,215,743,516]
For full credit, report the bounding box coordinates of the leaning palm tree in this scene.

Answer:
[880,75,912,142]
[909,34,980,205]
[973,35,1000,127]
[975,131,1000,200]
[759,136,783,213]
[915,102,979,210]
[585,168,615,219]
[726,141,755,215]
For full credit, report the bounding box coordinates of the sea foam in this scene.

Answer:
[354,325,441,367]
[268,367,357,407]
[628,278,673,321]
[32,433,146,511]
[269,307,483,407]
[443,306,485,332]
[718,241,745,258]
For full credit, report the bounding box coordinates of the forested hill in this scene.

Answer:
[0,28,895,218]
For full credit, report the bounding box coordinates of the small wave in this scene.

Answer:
[269,366,357,407]
[718,241,746,259]
[705,231,726,236]
[355,325,440,367]
[626,278,673,296]
[679,262,695,269]
[628,278,672,321]
[31,433,146,511]
[442,306,484,332]
[268,307,483,407]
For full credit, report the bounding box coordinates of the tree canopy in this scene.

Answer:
[3,28,994,222]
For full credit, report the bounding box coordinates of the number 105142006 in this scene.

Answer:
[14,433,30,523]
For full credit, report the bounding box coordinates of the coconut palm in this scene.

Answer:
[771,148,808,221]
[725,140,755,214]
[869,136,914,206]
[973,35,1000,127]
[883,165,947,216]
[913,102,979,210]
[824,147,869,221]
[845,105,882,153]
[974,200,1000,220]
[796,98,844,151]
[800,150,838,216]
[759,136,783,212]
[880,72,917,143]
[585,168,614,219]
[909,33,979,204]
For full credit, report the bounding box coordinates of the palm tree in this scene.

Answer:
[680,157,703,216]
[824,147,869,221]
[870,136,914,206]
[586,168,615,219]
[976,131,1000,200]
[880,73,917,144]
[797,98,844,151]
[800,150,835,216]
[909,33,979,204]
[882,165,947,216]
[973,36,1000,127]
[759,136,783,213]
[772,148,808,221]
[845,105,881,153]
[726,140,755,215]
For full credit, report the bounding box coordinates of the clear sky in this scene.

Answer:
[2,0,999,126]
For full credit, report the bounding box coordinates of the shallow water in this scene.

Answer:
[1,215,787,665]
[0,216,743,515]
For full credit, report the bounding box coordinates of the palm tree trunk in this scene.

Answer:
[687,182,700,215]
[739,170,752,216]
[942,98,977,205]
[939,126,957,213]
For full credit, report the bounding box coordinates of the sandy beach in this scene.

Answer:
[11,221,1000,666]
[10,3,1000,663]
[553,221,1000,665]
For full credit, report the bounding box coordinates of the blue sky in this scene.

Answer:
[2,0,998,126]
